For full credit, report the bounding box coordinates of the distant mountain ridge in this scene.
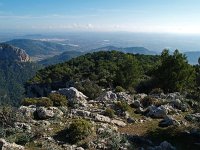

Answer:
[0,43,30,62]
[90,46,157,55]
[39,46,157,66]
[5,39,78,59]
[39,51,83,66]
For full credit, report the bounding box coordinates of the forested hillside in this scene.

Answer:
[0,61,41,106]
[27,51,160,98]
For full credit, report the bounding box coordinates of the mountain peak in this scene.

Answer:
[0,43,30,62]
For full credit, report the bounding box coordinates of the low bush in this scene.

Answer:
[104,108,115,118]
[140,96,160,107]
[68,119,93,143]
[22,97,53,107]
[115,101,130,112]
[48,93,67,106]
[115,86,125,93]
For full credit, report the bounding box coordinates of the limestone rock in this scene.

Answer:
[94,114,111,123]
[147,105,167,118]
[111,119,126,127]
[159,116,180,127]
[18,105,36,119]
[0,43,30,62]
[36,107,63,119]
[57,87,88,101]
[14,122,31,132]
[96,91,117,102]
[0,138,24,150]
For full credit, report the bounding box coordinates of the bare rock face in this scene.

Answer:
[0,43,30,62]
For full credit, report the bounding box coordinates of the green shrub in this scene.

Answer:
[0,106,17,128]
[15,133,32,145]
[68,119,93,143]
[104,108,115,118]
[22,97,53,107]
[36,97,53,107]
[75,80,102,99]
[22,98,38,106]
[140,96,160,107]
[115,86,125,93]
[48,93,67,106]
[115,101,130,112]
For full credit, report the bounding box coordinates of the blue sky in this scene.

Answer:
[0,0,200,33]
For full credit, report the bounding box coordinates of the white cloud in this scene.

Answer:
[0,14,98,19]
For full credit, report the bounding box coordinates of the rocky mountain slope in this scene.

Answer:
[0,43,30,62]
[0,87,199,150]
[0,43,41,106]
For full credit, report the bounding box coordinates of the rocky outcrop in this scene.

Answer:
[0,139,24,150]
[57,87,88,100]
[96,91,117,102]
[18,105,36,119]
[0,43,30,62]
[36,107,63,119]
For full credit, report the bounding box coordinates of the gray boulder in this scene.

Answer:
[159,116,180,127]
[147,105,167,118]
[117,92,133,103]
[96,91,117,102]
[94,114,111,123]
[56,87,88,101]
[111,119,126,127]
[18,105,36,119]
[36,107,63,119]
[132,100,141,108]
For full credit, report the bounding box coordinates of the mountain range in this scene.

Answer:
[5,39,78,61]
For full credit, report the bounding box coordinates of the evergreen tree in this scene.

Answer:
[152,49,195,92]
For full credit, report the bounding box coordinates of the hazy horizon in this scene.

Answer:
[1,0,200,34]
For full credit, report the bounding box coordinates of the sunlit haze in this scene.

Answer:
[1,0,200,34]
